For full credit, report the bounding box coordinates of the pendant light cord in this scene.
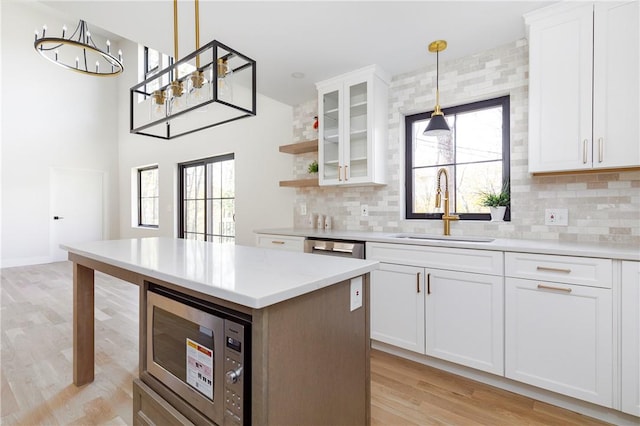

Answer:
[173,0,179,62]
[435,49,440,110]
[195,0,200,68]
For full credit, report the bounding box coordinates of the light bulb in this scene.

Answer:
[150,90,166,120]
[188,70,210,108]
[216,58,233,102]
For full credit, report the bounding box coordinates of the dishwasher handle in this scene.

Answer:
[304,239,365,259]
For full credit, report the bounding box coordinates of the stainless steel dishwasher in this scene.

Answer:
[304,239,365,259]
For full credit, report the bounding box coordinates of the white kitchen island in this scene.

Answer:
[62,237,378,425]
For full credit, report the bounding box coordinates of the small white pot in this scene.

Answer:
[489,206,507,222]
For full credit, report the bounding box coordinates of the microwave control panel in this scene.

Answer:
[223,321,245,425]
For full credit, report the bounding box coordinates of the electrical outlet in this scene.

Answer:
[300,203,307,216]
[545,208,568,226]
[350,276,363,311]
[361,204,369,217]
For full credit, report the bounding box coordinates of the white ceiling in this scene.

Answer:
[37,0,554,106]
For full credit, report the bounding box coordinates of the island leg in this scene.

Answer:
[73,262,95,386]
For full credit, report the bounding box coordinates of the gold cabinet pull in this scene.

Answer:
[583,139,588,164]
[427,273,431,295]
[338,165,342,181]
[416,272,421,293]
[536,266,572,274]
[271,240,285,245]
[598,137,603,163]
[537,284,572,293]
[345,165,349,181]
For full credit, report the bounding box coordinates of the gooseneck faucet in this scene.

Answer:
[435,168,459,235]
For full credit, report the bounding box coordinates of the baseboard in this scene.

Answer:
[0,256,54,268]
[372,341,640,426]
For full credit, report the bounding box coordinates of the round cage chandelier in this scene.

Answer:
[34,19,123,77]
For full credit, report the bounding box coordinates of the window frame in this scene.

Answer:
[177,153,235,241]
[405,96,511,221]
[137,165,159,228]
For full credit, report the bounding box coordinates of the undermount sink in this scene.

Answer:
[390,233,495,243]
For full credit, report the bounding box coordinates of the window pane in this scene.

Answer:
[185,200,205,233]
[413,117,456,168]
[221,160,235,198]
[184,165,205,199]
[207,199,221,236]
[222,199,235,237]
[207,162,221,199]
[140,168,158,197]
[455,161,502,213]
[456,106,503,163]
[140,198,158,225]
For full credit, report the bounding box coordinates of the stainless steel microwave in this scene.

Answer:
[145,285,251,425]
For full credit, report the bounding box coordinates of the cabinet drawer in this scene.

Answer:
[133,379,194,426]
[366,242,503,276]
[505,252,611,288]
[255,234,305,252]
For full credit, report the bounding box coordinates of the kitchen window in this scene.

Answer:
[138,165,159,227]
[178,154,235,242]
[405,96,510,220]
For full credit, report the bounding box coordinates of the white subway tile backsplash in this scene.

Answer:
[289,39,639,245]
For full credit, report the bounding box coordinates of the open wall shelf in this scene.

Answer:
[279,139,318,155]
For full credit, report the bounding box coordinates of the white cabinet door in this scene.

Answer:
[316,65,388,186]
[621,261,640,416]
[426,269,504,375]
[527,3,593,173]
[592,1,640,169]
[526,1,639,173]
[505,278,613,407]
[370,263,425,353]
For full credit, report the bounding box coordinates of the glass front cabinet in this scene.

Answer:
[316,65,389,186]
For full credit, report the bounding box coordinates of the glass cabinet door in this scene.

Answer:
[321,89,340,182]
[346,81,368,181]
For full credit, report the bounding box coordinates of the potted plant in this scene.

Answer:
[479,185,510,221]
[307,160,318,174]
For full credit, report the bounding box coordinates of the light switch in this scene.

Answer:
[350,276,362,311]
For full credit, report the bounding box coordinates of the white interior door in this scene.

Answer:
[50,168,104,262]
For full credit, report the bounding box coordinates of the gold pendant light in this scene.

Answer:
[424,40,451,136]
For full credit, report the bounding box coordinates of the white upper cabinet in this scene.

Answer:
[526,1,639,173]
[316,65,389,186]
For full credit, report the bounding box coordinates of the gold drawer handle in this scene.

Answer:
[271,240,285,245]
[537,284,572,293]
[536,266,571,274]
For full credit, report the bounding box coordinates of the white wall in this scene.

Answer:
[116,40,295,246]
[1,1,120,267]
[0,1,296,266]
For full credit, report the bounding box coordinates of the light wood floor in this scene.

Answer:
[1,261,610,425]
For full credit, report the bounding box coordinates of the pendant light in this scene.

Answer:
[130,0,256,140]
[423,40,450,136]
[34,20,123,77]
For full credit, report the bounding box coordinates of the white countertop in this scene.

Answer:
[61,237,379,309]
[255,228,640,261]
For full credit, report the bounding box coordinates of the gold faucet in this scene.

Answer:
[435,168,459,235]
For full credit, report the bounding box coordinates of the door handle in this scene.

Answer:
[53,216,64,220]
[582,139,588,164]
[427,273,431,295]
[598,138,603,163]
[416,272,420,293]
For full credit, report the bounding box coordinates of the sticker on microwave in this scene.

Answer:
[186,338,213,399]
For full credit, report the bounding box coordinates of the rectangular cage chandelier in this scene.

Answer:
[130,40,256,139]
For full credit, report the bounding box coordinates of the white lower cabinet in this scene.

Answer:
[505,277,613,407]
[426,269,504,375]
[370,263,425,353]
[621,261,640,416]
[367,242,504,375]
